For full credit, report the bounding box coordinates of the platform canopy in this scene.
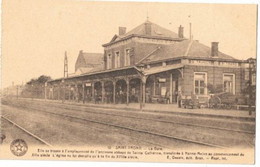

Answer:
[141,64,184,76]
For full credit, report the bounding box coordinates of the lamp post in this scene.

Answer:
[139,64,145,111]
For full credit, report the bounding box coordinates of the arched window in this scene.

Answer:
[107,54,111,69]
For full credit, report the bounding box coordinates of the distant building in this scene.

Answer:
[69,51,103,77]
[48,20,255,106]
[2,84,25,97]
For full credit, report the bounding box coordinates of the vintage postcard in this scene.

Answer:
[0,0,257,165]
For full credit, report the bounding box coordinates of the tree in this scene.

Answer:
[21,75,52,98]
[26,75,51,85]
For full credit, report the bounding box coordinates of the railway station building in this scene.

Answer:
[47,20,254,107]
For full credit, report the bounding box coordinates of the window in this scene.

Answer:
[223,74,235,94]
[252,73,256,86]
[107,54,111,69]
[194,72,207,95]
[114,52,120,68]
[125,49,130,66]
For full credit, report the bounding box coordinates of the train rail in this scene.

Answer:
[55,103,255,134]
[1,115,53,147]
[2,110,170,149]
[3,104,229,149]
[3,98,255,148]
[21,99,255,135]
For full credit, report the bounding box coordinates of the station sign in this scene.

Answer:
[85,83,92,87]
[158,78,166,83]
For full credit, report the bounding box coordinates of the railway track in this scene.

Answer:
[1,115,53,147]
[2,104,229,149]
[2,105,219,149]
[19,99,255,135]
[54,102,255,134]
[2,110,171,149]
[3,99,255,148]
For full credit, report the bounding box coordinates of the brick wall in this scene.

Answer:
[182,65,247,96]
[104,42,135,69]
[104,39,167,69]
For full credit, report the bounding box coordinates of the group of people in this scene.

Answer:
[163,90,183,107]
[85,88,186,107]
[93,89,128,104]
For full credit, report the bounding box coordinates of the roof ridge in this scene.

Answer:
[184,40,194,57]
[119,21,178,38]
[136,46,162,64]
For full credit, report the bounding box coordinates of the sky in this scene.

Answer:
[1,0,257,88]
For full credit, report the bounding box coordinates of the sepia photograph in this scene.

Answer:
[0,0,258,165]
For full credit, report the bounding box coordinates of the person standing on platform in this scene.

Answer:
[165,91,170,104]
[177,91,182,108]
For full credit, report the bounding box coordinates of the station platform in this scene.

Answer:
[17,98,256,121]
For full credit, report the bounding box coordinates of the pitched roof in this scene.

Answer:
[187,41,235,59]
[77,66,104,74]
[141,40,237,64]
[120,21,179,39]
[104,21,182,46]
[81,52,103,66]
[75,51,104,73]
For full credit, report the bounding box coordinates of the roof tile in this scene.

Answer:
[141,40,236,64]
[112,21,180,43]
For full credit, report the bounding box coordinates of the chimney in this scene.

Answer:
[145,22,152,35]
[119,27,126,35]
[211,42,219,57]
[178,25,184,38]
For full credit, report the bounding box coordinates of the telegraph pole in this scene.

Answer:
[45,82,47,101]
[16,86,19,99]
[64,51,68,78]
[188,15,193,40]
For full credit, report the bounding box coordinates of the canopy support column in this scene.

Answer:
[92,82,95,103]
[101,81,105,103]
[126,78,129,106]
[113,80,116,104]
[82,83,85,104]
